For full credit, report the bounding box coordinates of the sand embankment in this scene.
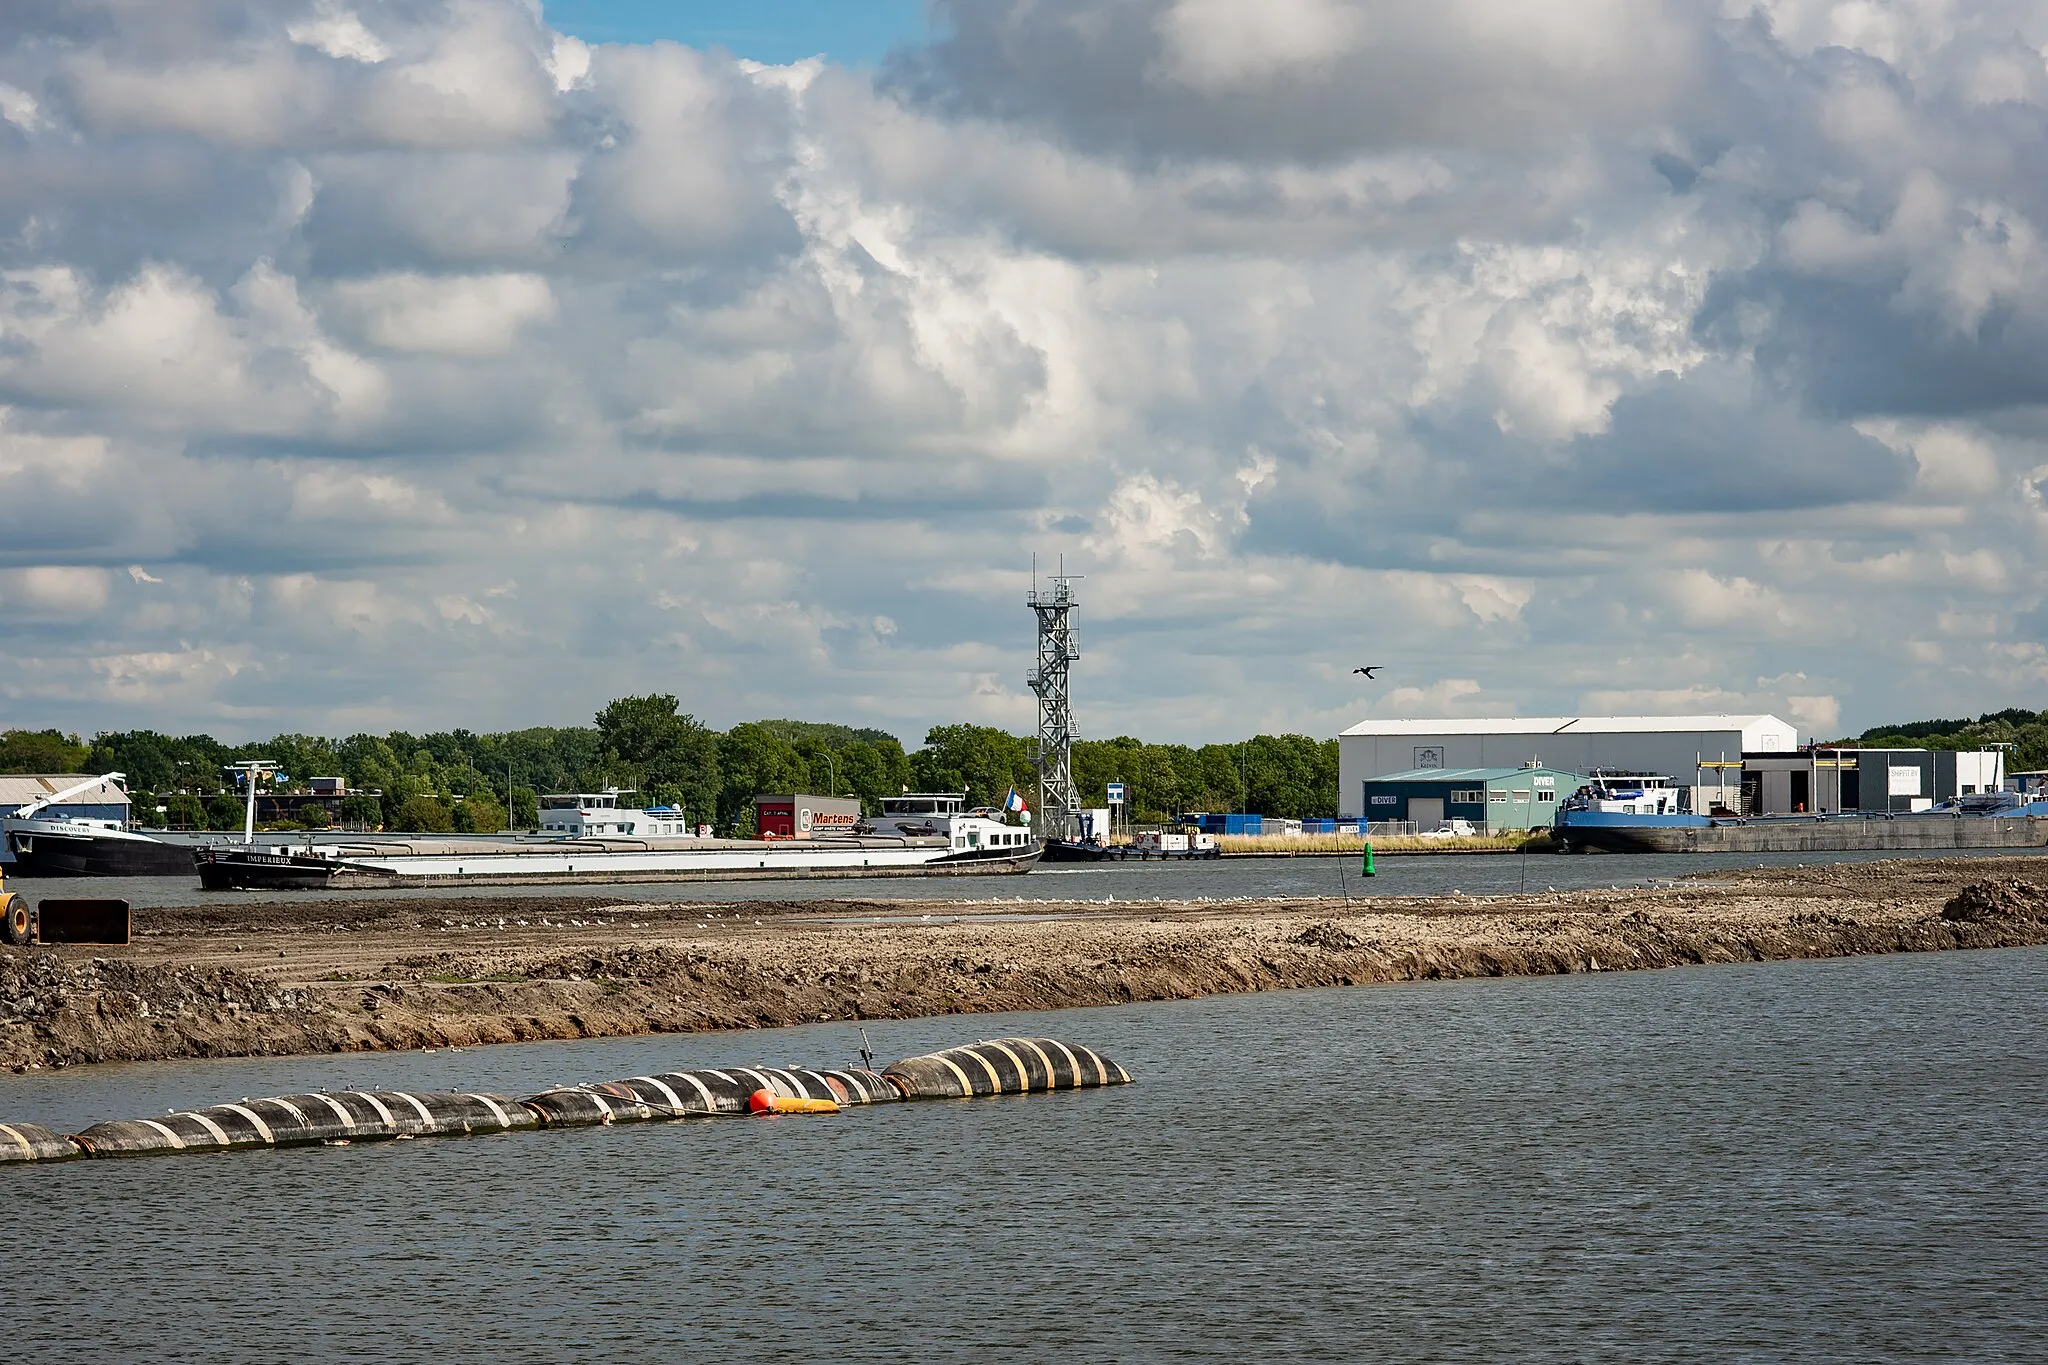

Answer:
[4,858,2046,1071]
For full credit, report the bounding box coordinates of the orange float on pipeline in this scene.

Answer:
[748,1089,839,1115]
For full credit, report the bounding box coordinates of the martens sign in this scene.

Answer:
[756,794,864,839]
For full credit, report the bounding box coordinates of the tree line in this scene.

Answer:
[10,702,2036,833]
[1846,707,2048,772]
[0,697,1338,831]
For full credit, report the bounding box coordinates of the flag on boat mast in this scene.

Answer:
[1004,789,1028,815]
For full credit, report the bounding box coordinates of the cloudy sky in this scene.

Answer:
[3,0,2046,746]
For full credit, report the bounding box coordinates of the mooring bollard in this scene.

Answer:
[1363,842,1377,876]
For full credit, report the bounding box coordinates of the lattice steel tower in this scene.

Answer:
[1028,564,1082,841]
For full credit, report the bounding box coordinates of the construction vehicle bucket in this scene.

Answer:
[35,899,131,945]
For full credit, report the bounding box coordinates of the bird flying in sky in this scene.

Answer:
[1353,666,1381,678]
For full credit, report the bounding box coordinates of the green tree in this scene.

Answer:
[206,795,245,831]
[714,723,809,831]
[451,792,506,833]
[1237,734,1339,819]
[754,719,902,748]
[393,794,454,833]
[164,794,207,829]
[245,733,341,789]
[0,728,90,773]
[298,804,332,830]
[595,695,721,822]
[838,737,910,814]
[909,725,1034,809]
[339,793,382,829]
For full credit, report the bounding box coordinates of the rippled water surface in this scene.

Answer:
[6,948,2044,1362]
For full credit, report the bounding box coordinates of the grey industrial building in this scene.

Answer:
[1338,715,1796,820]
[1741,747,2003,814]
[1339,715,2006,819]
[1359,766,1582,832]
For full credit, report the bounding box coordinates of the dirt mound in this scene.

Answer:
[1290,921,1364,951]
[1941,878,2048,923]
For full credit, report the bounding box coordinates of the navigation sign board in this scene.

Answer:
[1107,782,1126,805]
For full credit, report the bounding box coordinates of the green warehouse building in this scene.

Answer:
[1358,765,1583,832]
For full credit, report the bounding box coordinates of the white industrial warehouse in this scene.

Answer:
[1336,715,1799,820]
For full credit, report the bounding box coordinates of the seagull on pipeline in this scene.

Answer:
[1353,665,1383,678]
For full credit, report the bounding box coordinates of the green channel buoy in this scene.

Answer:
[1362,842,1376,877]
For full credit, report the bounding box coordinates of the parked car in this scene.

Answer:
[1418,819,1479,839]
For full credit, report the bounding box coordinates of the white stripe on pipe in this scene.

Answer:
[264,1096,312,1128]
[351,1092,398,1129]
[928,1054,977,1097]
[468,1094,515,1128]
[672,1072,723,1112]
[799,1070,847,1103]
[139,1119,187,1149]
[219,1103,275,1145]
[391,1093,436,1130]
[982,1041,1032,1092]
[630,1076,685,1112]
[1042,1038,1083,1088]
[310,1093,357,1131]
[583,1088,613,1116]
[765,1067,810,1098]
[0,1122,36,1159]
[795,1070,845,1103]
[955,1046,1004,1093]
[179,1111,234,1146]
[700,1069,737,1084]
[823,1070,873,1103]
[731,1068,778,1097]
[1012,1039,1058,1090]
[1072,1046,1109,1085]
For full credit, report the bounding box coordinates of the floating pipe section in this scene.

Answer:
[882,1037,1132,1099]
[0,1037,1129,1164]
[70,1091,535,1156]
[521,1066,899,1128]
[0,1121,79,1162]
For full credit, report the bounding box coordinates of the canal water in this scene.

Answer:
[5,946,2043,1362]
[15,843,2047,908]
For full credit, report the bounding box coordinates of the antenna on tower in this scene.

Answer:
[1027,558,1083,842]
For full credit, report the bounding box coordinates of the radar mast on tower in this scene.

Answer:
[1028,557,1082,842]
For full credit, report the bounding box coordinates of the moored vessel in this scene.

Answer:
[195,790,1039,889]
[3,774,211,877]
[1554,772,2048,853]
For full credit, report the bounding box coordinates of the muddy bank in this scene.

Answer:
[4,857,2046,1071]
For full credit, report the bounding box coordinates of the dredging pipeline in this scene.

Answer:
[0,1036,1128,1165]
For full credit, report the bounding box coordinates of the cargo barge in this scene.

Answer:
[195,791,1039,889]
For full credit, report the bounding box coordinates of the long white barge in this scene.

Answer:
[195,791,1039,889]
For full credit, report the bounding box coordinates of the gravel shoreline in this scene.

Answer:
[5,857,2046,1072]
